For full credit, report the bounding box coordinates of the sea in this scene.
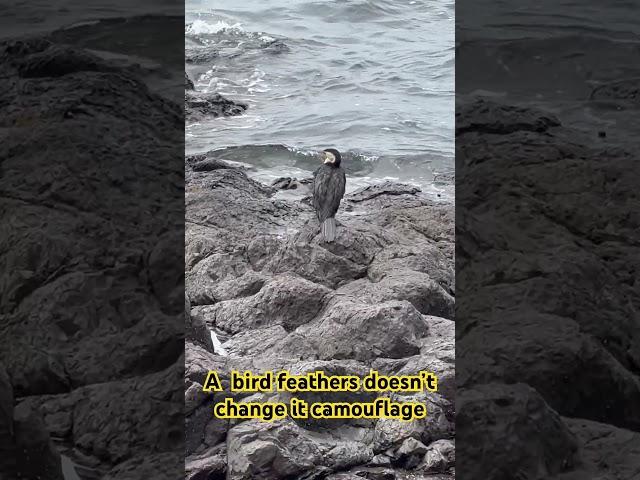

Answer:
[185,0,455,199]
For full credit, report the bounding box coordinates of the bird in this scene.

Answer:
[313,148,346,242]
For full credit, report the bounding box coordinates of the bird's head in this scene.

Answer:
[322,148,342,167]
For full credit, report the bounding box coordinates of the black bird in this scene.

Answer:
[313,148,346,242]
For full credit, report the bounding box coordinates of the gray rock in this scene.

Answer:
[226,419,372,480]
[373,392,454,452]
[417,439,455,474]
[185,72,195,90]
[185,445,227,480]
[456,98,561,135]
[337,270,454,319]
[292,300,428,363]
[202,273,329,333]
[186,296,215,353]
[457,383,578,480]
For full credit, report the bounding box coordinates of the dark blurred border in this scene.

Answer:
[456,1,640,478]
[0,3,185,479]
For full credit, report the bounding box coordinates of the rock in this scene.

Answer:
[222,325,290,357]
[337,270,454,319]
[457,312,640,431]
[367,243,454,295]
[417,439,455,474]
[590,78,640,103]
[373,392,454,452]
[558,417,640,480]
[186,296,215,353]
[192,157,238,172]
[457,383,578,480]
[396,355,455,403]
[15,44,116,78]
[201,273,330,334]
[263,240,369,289]
[104,452,183,480]
[185,91,247,121]
[12,403,64,479]
[291,300,428,363]
[186,48,219,64]
[226,419,372,480]
[186,445,227,480]
[396,437,429,469]
[456,98,561,135]
[185,72,195,90]
[147,230,184,314]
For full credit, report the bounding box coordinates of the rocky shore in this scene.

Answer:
[185,153,456,479]
[0,25,185,479]
[456,97,640,479]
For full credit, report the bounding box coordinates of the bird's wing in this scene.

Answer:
[313,167,346,222]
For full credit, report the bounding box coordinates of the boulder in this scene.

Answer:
[456,383,578,480]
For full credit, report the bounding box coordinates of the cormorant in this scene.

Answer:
[313,148,346,242]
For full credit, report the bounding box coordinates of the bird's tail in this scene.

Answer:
[321,217,336,242]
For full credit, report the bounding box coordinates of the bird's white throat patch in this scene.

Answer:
[324,151,336,164]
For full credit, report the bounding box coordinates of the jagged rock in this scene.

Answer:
[367,243,454,295]
[226,419,372,480]
[185,72,195,90]
[457,312,640,431]
[222,325,290,358]
[186,445,227,480]
[290,300,428,363]
[337,270,454,319]
[417,439,455,474]
[396,437,429,469]
[457,383,578,480]
[199,273,330,334]
[186,296,215,353]
[186,48,219,64]
[185,91,247,121]
[373,392,453,452]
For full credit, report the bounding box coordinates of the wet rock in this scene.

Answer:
[185,91,247,121]
[186,48,219,64]
[457,383,578,480]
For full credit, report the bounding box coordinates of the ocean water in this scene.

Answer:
[185,0,455,198]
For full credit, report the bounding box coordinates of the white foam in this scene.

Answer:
[186,19,243,35]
